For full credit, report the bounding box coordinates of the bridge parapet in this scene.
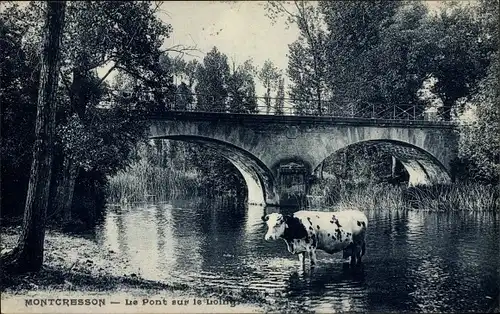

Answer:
[145,110,458,129]
[104,91,461,124]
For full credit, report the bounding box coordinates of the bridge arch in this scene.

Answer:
[149,135,279,205]
[148,112,458,206]
[313,139,451,187]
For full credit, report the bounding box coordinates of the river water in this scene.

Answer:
[94,198,499,313]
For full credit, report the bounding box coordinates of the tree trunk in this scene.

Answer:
[1,2,66,273]
[71,68,89,120]
[342,151,348,179]
[54,156,79,222]
[50,56,90,224]
[391,155,397,179]
[265,88,271,114]
[316,84,322,116]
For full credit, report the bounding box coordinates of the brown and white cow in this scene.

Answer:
[262,210,368,267]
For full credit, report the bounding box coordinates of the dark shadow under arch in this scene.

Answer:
[149,135,278,205]
[314,139,451,187]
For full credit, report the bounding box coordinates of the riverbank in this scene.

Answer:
[0,226,304,313]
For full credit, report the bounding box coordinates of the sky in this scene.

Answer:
[153,1,299,96]
[141,1,449,96]
[157,1,448,69]
[158,1,299,72]
[89,0,472,110]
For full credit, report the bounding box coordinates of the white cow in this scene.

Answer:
[262,209,368,267]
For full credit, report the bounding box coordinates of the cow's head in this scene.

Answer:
[262,213,286,241]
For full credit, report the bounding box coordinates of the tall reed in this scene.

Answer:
[404,182,498,212]
[312,182,498,212]
[107,159,204,204]
[329,184,407,211]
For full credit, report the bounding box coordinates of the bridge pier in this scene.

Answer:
[232,163,280,206]
[273,159,311,208]
[265,193,280,207]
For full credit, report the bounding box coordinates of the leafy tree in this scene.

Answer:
[275,77,285,115]
[171,58,199,89]
[195,47,230,112]
[320,1,403,116]
[258,60,281,114]
[0,10,39,221]
[174,82,194,110]
[476,0,499,52]
[266,1,327,115]
[1,1,66,273]
[458,53,499,182]
[169,58,199,110]
[420,1,495,120]
[193,47,257,114]
[184,60,200,89]
[227,59,258,113]
[184,145,247,197]
[287,41,315,114]
[51,1,174,222]
[0,1,176,225]
[374,2,430,116]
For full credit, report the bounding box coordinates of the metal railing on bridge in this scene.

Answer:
[103,90,456,124]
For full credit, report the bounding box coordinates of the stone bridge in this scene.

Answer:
[148,111,458,206]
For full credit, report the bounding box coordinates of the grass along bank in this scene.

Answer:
[310,182,499,212]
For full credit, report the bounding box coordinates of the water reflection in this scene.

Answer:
[94,200,499,312]
[245,204,266,236]
[284,265,368,313]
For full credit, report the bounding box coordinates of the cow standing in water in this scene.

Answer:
[262,210,368,267]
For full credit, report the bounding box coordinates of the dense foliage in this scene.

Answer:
[1,1,175,227]
[0,12,39,220]
[456,0,499,183]
[458,52,499,183]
